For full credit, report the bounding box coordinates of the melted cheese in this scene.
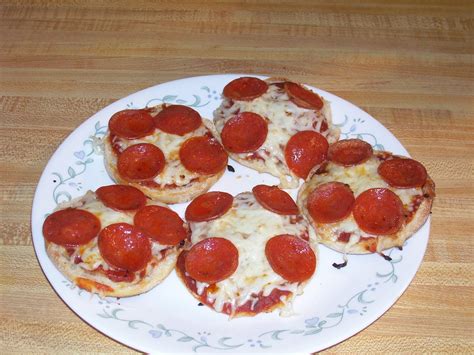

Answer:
[188,192,316,316]
[304,155,423,252]
[111,106,213,187]
[213,82,338,188]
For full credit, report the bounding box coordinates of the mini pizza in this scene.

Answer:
[298,139,436,254]
[103,104,228,204]
[213,77,340,188]
[42,184,188,297]
[176,186,317,318]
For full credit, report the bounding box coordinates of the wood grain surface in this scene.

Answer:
[1,0,473,353]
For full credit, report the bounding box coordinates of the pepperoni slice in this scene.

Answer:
[307,182,355,223]
[285,131,329,179]
[220,112,268,153]
[185,191,233,222]
[43,208,101,247]
[328,139,373,166]
[265,234,316,283]
[223,77,268,101]
[185,237,238,284]
[353,188,404,235]
[96,184,147,211]
[284,82,324,110]
[134,205,187,246]
[98,223,151,272]
[117,143,165,181]
[179,136,228,175]
[252,185,299,215]
[154,105,202,136]
[108,109,155,139]
[378,158,428,188]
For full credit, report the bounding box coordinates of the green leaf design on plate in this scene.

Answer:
[97,309,244,352]
[358,290,375,304]
[51,121,107,204]
[145,87,211,108]
[178,336,194,342]
[376,249,403,283]
[335,115,384,150]
[304,328,322,336]
[67,167,76,178]
[290,329,305,334]
[162,95,178,102]
[271,330,289,340]
[97,308,153,329]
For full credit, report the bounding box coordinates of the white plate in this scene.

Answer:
[31,74,430,353]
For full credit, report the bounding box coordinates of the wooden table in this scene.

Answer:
[1,1,473,353]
